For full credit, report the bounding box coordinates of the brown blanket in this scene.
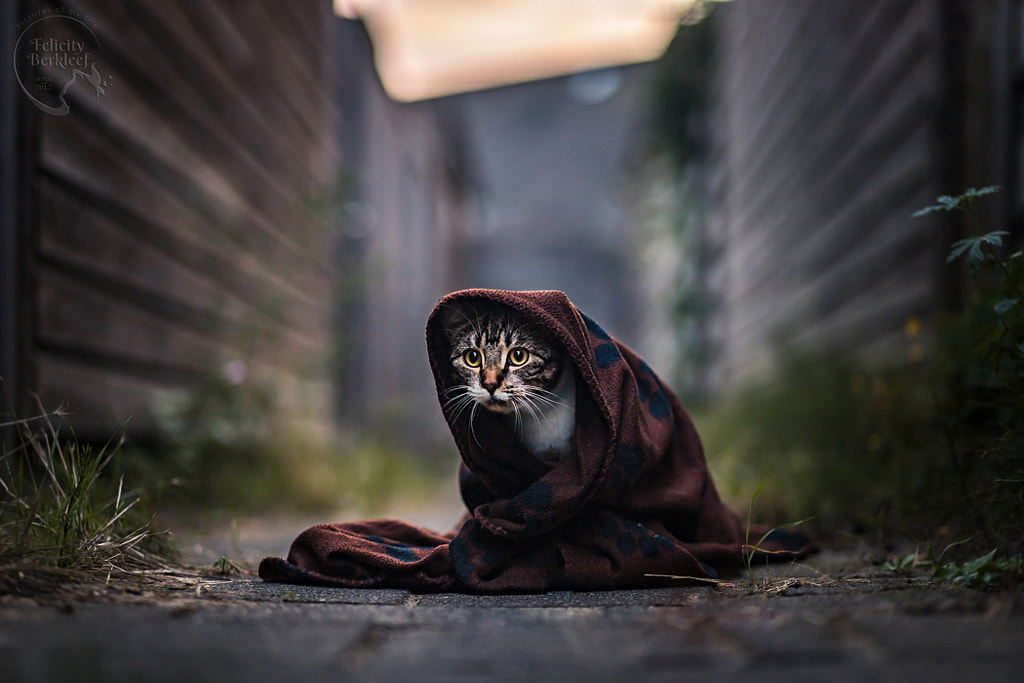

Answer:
[258,289,815,593]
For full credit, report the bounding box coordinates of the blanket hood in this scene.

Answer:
[258,289,815,594]
[425,288,740,547]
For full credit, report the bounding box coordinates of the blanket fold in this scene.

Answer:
[259,289,815,593]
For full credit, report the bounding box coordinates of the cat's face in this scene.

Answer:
[441,302,566,416]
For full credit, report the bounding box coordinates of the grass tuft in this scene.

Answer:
[0,396,172,595]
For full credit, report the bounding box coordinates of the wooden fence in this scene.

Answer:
[705,0,1022,387]
[3,0,340,439]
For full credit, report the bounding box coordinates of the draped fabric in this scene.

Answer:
[259,289,815,593]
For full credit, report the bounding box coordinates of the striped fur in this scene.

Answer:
[440,301,575,462]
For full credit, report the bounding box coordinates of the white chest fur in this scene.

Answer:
[514,368,576,457]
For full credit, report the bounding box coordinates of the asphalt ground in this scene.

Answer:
[1,544,1022,683]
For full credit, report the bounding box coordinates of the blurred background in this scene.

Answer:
[2,0,1022,547]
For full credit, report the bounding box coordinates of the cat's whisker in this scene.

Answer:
[511,387,566,412]
[512,383,576,456]
[510,400,523,437]
[513,393,545,427]
[444,386,475,402]
[443,388,479,426]
[520,393,564,412]
[518,386,570,409]
[468,402,483,450]
[442,387,472,410]
[442,384,472,400]
[452,397,477,424]
[512,384,561,399]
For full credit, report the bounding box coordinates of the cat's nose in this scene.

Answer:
[481,371,503,394]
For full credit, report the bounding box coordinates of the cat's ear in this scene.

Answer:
[437,303,470,340]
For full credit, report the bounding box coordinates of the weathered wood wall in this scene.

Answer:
[11,0,340,438]
[706,0,964,386]
[994,0,1024,242]
[0,5,30,441]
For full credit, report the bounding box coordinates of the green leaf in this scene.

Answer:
[995,299,1020,315]
[931,550,1024,589]
[932,563,958,583]
[981,231,1010,245]
[914,186,1001,217]
[913,203,953,217]
[745,476,769,550]
[937,537,973,562]
[947,232,1009,266]
[884,552,920,574]
[752,515,816,551]
[962,548,998,571]
[962,185,1002,199]
[946,239,975,263]
[938,195,960,208]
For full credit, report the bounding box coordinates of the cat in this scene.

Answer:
[440,301,576,464]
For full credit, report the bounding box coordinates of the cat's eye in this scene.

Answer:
[508,348,529,366]
[463,349,482,367]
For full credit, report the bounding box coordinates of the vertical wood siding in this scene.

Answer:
[997,0,1024,239]
[709,0,953,385]
[23,1,340,437]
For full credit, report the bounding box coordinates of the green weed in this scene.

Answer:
[0,398,170,586]
[701,187,1023,550]
[932,550,1024,590]
[883,551,922,575]
[882,538,968,575]
[741,477,814,590]
[698,354,937,535]
[203,555,245,577]
[920,187,1024,544]
[884,540,1024,591]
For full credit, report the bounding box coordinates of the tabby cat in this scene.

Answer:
[441,301,576,464]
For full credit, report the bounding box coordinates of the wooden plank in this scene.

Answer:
[101,2,313,185]
[35,352,173,439]
[37,176,247,327]
[72,2,337,244]
[710,0,952,384]
[36,266,219,375]
[725,2,935,266]
[38,117,330,319]
[26,0,340,438]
